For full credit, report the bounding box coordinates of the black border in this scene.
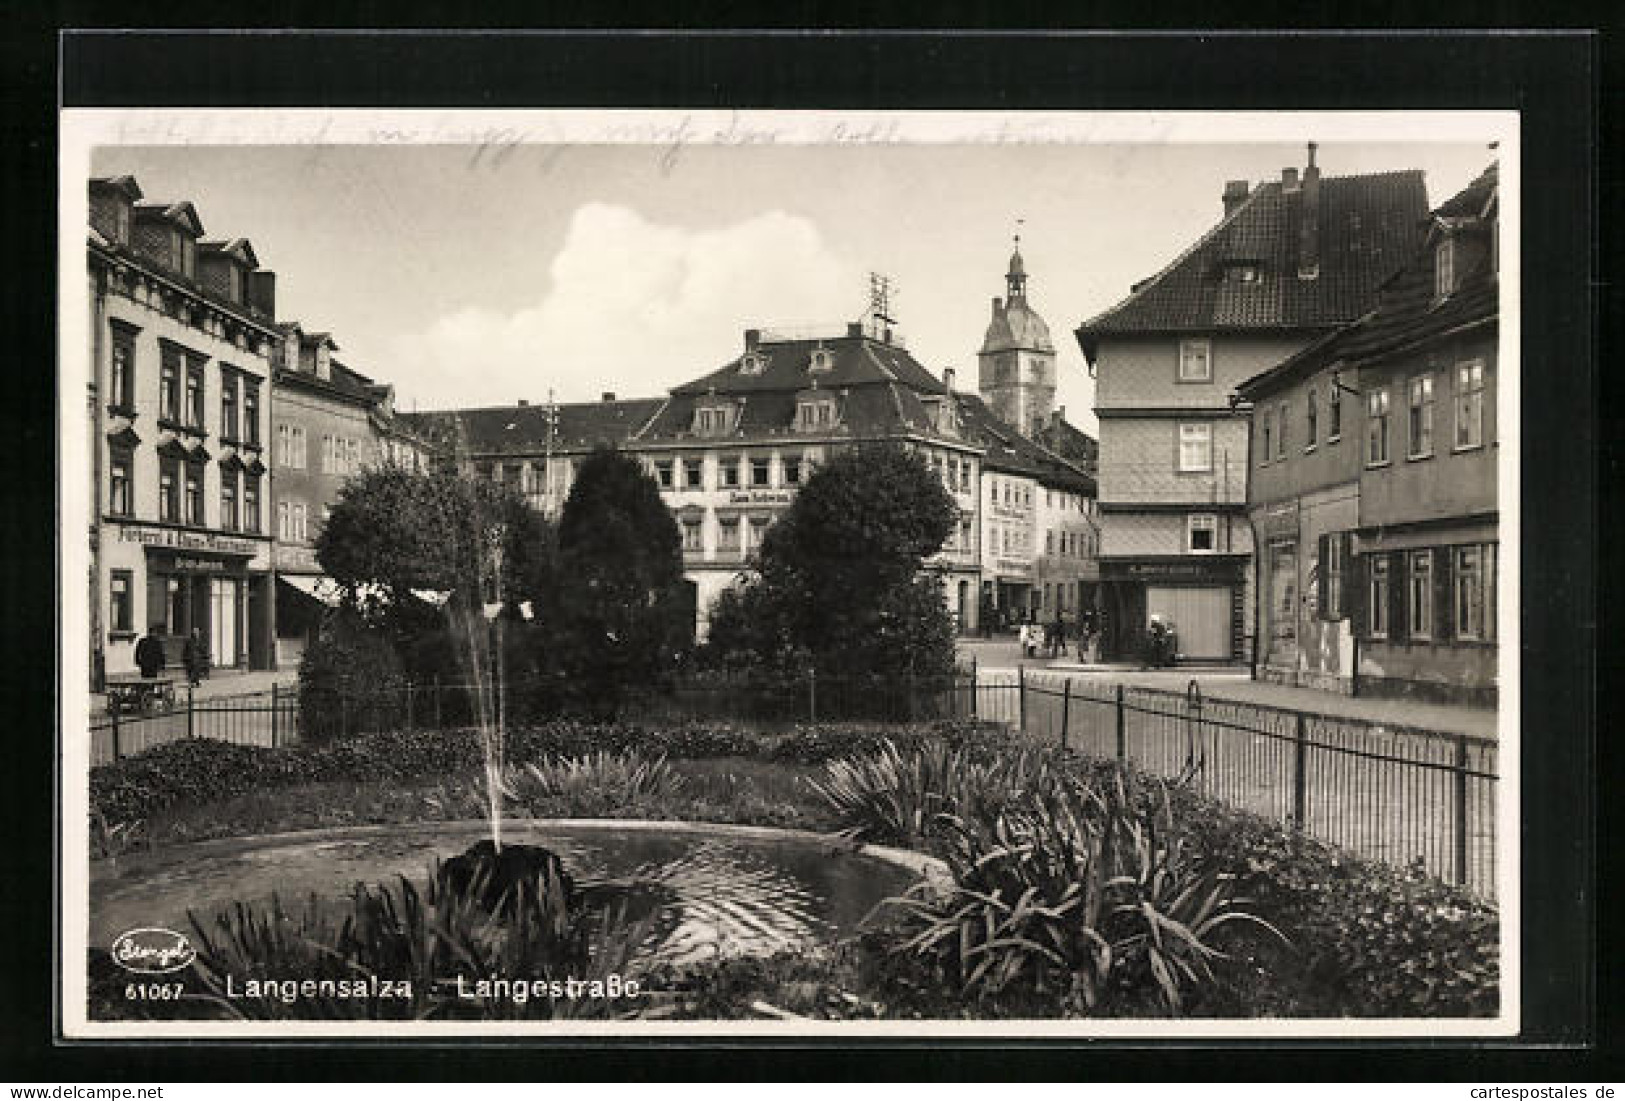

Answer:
[3,24,1606,1081]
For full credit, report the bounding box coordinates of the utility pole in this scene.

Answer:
[544,387,558,518]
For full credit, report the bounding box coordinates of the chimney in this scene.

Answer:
[846,321,864,338]
[1222,180,1250,216]
[744,328,760,352]
[1299,142,1322,279]
[601,391,616,403]
[249,270,277,318]
[1053,406,1066,428]
[991,296,1003,317]
[518,399,529,407]
[1282,166,1300,191]
[943,367,956,392]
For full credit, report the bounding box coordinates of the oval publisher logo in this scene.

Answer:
[111,927,197,974]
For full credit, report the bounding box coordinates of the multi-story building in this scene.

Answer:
[1238,163,1500,704]
[1075,147,1428,664]
[87,175,281,683]
[271,322,438,665]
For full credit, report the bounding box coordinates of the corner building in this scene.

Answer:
[1075,148,1427,664]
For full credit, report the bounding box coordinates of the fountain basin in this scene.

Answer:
[90,820,944,967]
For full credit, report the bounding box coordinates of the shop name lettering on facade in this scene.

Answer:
[115,522,258,557]
[727,491,793,505]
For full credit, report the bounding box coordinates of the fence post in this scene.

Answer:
[1018,665,1027,734]
[405,680,415,732]
[1114,682,1126,760]
[1453,734,1470,887]
[186,684,195,739]
[271,683,279,748]
[110,705,121,762]
[1292,712,1308,830]
[906,671,916,723]
[1060,677,1071,751]
[807,668,817,725]
[433,675,443,729]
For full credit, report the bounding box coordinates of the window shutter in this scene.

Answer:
[1339,533,1355,619]
[1433,546,1454,642]
[1349,553,1366,637]
[1316,533,1331,621]
[1388,551,1407,640]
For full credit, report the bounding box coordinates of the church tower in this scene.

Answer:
[977,240,1056,437]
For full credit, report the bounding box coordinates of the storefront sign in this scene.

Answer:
[1102,559,1240,583]
[115,522,259,557]
[727,491,792,505]
[993,558,1033,579]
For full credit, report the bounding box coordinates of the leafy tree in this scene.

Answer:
[541,447,691,714]
[705,442,957,678]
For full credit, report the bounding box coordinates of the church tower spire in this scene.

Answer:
[978,229,1056,438]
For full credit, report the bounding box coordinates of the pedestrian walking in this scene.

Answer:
[1054,613,1068,658]
[182,629,207,687]
[135,628,165,679]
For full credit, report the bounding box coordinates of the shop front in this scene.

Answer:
[145,548,256,669]
[1099,556,1247,664]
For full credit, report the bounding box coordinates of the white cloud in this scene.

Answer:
[386,203,858,408]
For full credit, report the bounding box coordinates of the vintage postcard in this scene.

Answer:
[59,108,1518,1038]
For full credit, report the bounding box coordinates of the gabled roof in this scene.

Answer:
[200,238,260,269]
[1075,169,1428,358]
[134,200,204,237]
[1032,416,1099,472]
[954,393,1096,494]
[671,332,947,398]
[90,175,143,202]
[1236,166,1498,399]
[405,399,666,456]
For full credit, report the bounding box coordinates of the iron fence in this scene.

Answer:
[87,666,1496,896]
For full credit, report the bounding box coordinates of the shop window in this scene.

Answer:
[1366,388,1391,465]
[243,384,260,444]
[1408,374,1435,458]
[655,459,674,489]
[1188,513,1217,554]
[1408,549,1434,639]
[1367,556,1391,639]
[1178,338,1212,382]
[109,570,133,635]
[1455,544,1494,641]
[751,457,770,487]
[108,450,132,517]
[184,465,204,525]
[1455,360,1485,449]
[109,327,136,412]
[1177,422,1213,472]
[159,459,179,523]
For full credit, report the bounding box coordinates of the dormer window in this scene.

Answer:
[808,347,833,373]
[797,398,838,432]
[739,353,766,376]
[1222,261,1262,284]
[1434,236,1456,301]
[315,344,331,381]
[694,403,735,437]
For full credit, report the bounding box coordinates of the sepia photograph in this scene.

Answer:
[58,109,1517,1039]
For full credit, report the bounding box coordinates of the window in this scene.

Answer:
[185,361,205,429]
[159,348,181,422]
[747,516,770,553]
[244,476,261,533]
[1178,338,1213,382]
[108,450,132,517]
[1455,544,1493,640]
[654,459,673,489]
[1434,237,1455,300]
[278,501,289,541]
[1260,408,1272,463]
[1328,383,1342,440]
[1319,532,1348,620]
[321,434,333,473]
[1455,360,1485,449]
[959,518,973,552]
[1408,550,1434,639]
[751,457,770,487]
[110,328,136,410]
[784,455,802,485]
[959,462,970,492]
[739,353,765,375]
[1188,513,1218,554]
[220,472,238,531]
[243,384,260,444]
[1178,422,1213,472]
[1366,388,1391,465]
[1367,556,1391,638]
[681,518,702,552]
[221,374,239,440]
[1276,402,1288,458]
[185,465,203,525]
[1407,374,1435,458]
[684,458,703,489]
[277,424,306,469]
[717,517,740,553]
[721,457,740,489]
[159,459,179,522]
[1046,531,1055,555]
[109,569,134,634]
[808,348,833,373]
[1306,388,1318,448]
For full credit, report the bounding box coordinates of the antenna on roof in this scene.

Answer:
[868,272,898,326]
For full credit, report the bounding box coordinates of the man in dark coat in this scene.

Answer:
[182,629,206,687]
[135,629,165,679]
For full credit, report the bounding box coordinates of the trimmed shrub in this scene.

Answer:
[298,611,409,742]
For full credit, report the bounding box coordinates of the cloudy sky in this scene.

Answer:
[92,135,1493,431]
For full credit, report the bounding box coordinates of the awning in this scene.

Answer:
[279,573,344,607]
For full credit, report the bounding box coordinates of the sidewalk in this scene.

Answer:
[93,666,300,710]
